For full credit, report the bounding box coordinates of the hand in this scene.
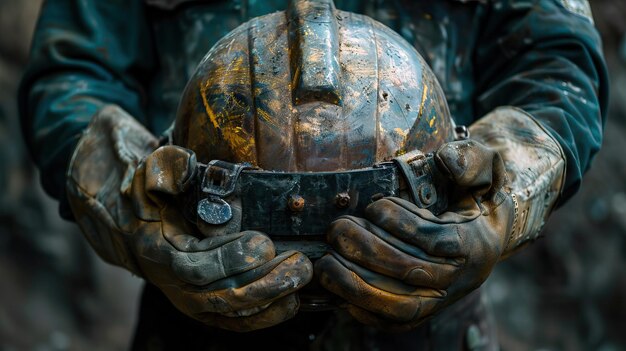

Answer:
[315,139,514,331]
[67,105,313,331]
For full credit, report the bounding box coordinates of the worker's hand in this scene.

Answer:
[315,140,514,331]
[66,105,313,332]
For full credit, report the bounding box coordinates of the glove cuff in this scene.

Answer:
[470,107,566,257]
[66,104,158,276]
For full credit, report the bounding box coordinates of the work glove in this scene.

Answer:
[316,107,565,330]
[66,105,313,332]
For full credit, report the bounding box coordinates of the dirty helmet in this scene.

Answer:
[173,0,459,307]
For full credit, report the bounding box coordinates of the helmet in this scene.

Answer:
[173,0,454,170]
[174,0,456,311]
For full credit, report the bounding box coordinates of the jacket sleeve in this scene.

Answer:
[473,0,609,204]
[18,0,156,218]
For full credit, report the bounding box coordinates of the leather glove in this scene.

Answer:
[66,105,313,332]
[315,107,565,330]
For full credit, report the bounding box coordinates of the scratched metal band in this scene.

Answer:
[182,155,448,258]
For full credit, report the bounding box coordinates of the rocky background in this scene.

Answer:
[0,1,624,350]
[486,2,626,350]
[0,1,141,350]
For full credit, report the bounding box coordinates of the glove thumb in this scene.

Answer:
[435,140,507,201]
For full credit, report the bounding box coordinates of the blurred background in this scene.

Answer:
[0,1,624,350]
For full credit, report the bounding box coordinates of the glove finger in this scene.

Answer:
[169,251,312,314]
[436,140,506,199]
[328,217,459,289]
[129,145,197,220]
[331,252,446,297]
[364,198,466,258]
[132,156,196,224]
[204,251,312,312]
[130,161,161,221]
[315,254,440,322]
[196,294,300,332]
[144,145,197,196]
[133,222,275,284]
[169,231,276,286]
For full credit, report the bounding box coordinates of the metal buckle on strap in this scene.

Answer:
[196,160,251,225]
[392,150,449,214]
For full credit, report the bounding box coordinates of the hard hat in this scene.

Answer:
[173,0,454,170]
[173,0,457,310]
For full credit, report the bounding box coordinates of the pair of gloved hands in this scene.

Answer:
[67,105,563,332]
